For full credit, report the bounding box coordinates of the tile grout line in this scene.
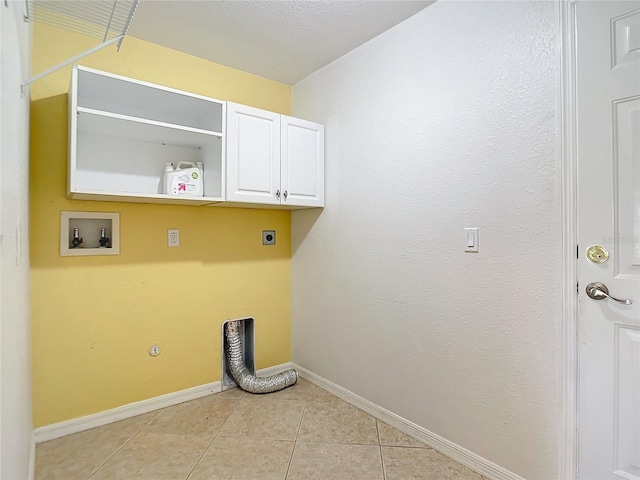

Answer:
[184,392,246,480]
[85,407,165,480]
[295,436,380,444]
[183,431,219,480]
[284,394,308,479]
[240,438,379,447]
[376,419,388,480]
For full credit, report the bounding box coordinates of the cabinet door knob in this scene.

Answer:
[276,189,280,199]
[283,190,288,200]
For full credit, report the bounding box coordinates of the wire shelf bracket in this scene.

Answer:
[22,0,138,89]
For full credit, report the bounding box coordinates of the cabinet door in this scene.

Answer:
[281,115,324,207]
[226,102,281,204]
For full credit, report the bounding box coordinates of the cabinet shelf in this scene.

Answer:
[77,107,222,148]
[73,130,222,199]
[68,190,222,205]
[77,66,223,132]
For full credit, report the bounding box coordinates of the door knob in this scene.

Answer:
[585,282,633,305]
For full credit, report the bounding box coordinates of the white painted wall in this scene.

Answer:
[1,1,33,478]
[291,1,561,479]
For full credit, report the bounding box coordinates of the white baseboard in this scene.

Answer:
[257,362,295,377]
[33,381,221,443]
[32,361,298,444]
[293,364,525,480]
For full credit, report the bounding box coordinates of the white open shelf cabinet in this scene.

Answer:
[68,65,226,205]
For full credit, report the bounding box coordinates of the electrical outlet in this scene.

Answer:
[262,230,276,245]
[168,229,179,247]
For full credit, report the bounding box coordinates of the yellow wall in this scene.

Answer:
[30,24,293,427]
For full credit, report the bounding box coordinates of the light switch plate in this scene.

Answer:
[465,227,479,253]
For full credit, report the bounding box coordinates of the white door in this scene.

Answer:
[281,115,324,207]
[226,102,281,204]
[576,2,640,479]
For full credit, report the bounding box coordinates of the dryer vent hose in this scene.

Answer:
[225,320,297,394]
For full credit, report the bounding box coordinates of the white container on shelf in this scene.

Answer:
[162,161,204,197]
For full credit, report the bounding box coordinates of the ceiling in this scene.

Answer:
[127,1,435,85]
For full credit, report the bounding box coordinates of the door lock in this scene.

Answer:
[586,245,609,264]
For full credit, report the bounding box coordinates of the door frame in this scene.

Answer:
[560,0,579,478]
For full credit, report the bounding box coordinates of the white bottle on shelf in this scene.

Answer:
[162,163,174,196]
[162,162,204,197]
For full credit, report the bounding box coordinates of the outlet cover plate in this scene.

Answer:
[262,230,276,245]
[168,229,179,247]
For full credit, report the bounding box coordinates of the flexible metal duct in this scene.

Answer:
[225,320,297,393]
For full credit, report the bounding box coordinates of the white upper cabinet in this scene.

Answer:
[226,102,324,208]
[281,115,324,208]
[67,67,323,208]
[68,65,226,205]
[226,102,281,205]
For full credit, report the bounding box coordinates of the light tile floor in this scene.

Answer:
[36,378,487,480]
